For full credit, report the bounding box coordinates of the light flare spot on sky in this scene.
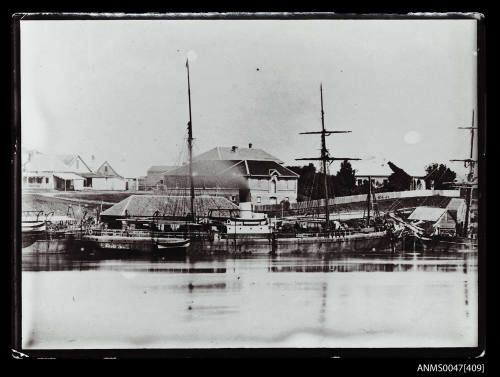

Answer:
[403,131,422,145]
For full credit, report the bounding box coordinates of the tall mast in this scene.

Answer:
[366,175,371,226]
[296,84,360,229]
[319,85,330,225]
[186,59,195,222]
[450,109,477,237]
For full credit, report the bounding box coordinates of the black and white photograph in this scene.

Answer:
[12,13,485,358]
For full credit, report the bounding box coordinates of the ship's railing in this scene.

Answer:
[275,230,356,238]
[220,229,385,240]
[83,228,211,240]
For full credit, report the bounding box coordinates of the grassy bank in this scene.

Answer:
[22,193,115,221]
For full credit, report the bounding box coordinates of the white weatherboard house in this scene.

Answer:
[22,150,127,191]
[79,161,126,191]
[22,151,89,191]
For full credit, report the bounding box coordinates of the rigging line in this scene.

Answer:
[309,167,317,206]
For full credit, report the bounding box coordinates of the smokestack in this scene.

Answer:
[231,145,238,153]
[248,143,252,149]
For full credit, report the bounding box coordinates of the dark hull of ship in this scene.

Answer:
[22,231,476,255]
[190,231,397,255]
[77,236,190,254]
[22,231,46,248]
[21,231,391,254]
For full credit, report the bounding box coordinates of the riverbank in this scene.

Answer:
[22,191,120,221]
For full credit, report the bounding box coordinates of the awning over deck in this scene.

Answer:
[408,207,447,222]
[53,173,85,181]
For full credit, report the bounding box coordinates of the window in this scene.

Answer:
[104,166,108,173]
[257,196,261,203]
[270,180,277,194]
[231,195,236,202]
[45,177,49,184]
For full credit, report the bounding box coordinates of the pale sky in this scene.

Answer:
[21,18,478,178]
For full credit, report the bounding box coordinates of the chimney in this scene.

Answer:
[231,145,238,153]
[248,143,252,149]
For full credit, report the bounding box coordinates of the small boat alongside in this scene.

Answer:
[22,210,80,249]
[22,211,49,248]
[155,238,191,250]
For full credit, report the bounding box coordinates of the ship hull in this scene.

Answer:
[26,231,474,256]
[22,233,80,253]
[78,235,189,254]
[190,231,396,255]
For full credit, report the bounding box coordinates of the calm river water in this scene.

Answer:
[22,249,478,349]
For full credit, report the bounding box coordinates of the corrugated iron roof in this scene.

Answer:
[193,147,283,164]
[166,160,298,178]
[23,153,94,174]
[408,206,447,222]
[101,195,239,218]
[23,154,70,172]
[166,160,240,177]
[78,172,100,178]
[163,175,244,189]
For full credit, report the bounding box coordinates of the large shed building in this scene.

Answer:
[100,194,239,228]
